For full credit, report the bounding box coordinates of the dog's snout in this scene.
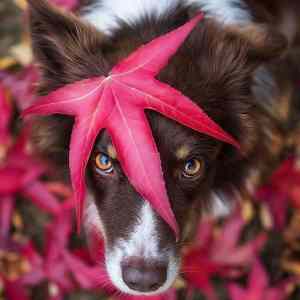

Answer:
[121,257,167,292]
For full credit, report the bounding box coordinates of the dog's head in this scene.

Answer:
[27,0,287,295]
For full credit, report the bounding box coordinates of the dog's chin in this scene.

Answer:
[105,248,180,296]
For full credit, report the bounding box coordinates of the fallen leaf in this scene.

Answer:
[228,260,288,300]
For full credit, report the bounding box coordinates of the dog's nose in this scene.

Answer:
[121,257,167,292]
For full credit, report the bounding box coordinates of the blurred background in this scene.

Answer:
[1,1,300,299]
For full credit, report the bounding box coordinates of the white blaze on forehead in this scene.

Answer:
[82,0,252,35]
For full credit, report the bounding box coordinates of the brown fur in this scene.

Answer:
[25,2,300,290]
[28,0,109,93]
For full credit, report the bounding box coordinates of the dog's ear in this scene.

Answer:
[227,24,288,65]
[27,0,108,93]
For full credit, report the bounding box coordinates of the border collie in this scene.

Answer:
[27,0,300,296]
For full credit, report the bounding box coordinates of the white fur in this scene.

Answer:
[83,0,252,35]
[84,195,107,241]
[119,201,159,258]
[82,1,251,293]
[105,201,179,295]
[82,0,180,35]
[210,192,233,217]
[84,197,179,295]
[187,0,252,24]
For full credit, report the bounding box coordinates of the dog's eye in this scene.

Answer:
[95,153,113,174]
[182,158,204,178]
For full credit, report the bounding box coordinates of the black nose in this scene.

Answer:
[121,257,168,292]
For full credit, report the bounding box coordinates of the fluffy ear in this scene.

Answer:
[27,0,108,93]
[227,24,288,64]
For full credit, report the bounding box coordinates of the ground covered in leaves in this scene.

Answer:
[1,1,300,300]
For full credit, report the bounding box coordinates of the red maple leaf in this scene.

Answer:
[228,260,288,300]
[0,66,39,111]
[0,83,12,146]
[0,84,62,242]
[256,158,300,229]
[1,276,30,300]
[23,13,240,237]
[182,213,266,299]
[20,202,112,299]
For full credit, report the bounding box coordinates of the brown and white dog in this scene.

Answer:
[27,0,300,296]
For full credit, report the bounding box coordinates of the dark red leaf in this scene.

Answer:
[228,260,287,300]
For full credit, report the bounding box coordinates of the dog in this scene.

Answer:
[27,0,300,296]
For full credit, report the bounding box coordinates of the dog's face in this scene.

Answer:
[27,0,287,295]
[85,116,221,294]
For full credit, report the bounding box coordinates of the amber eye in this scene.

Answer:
[95,153,113,174]
[182,158,204,178]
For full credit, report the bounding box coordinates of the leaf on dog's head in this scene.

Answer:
[23,14,240,238]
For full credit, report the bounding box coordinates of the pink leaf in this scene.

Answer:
[23,14,240,237]
[228,260,287,300]
[63,251,112,290]
[22,180,61,215]
[0,168,24,194]
[0,196,14,242]
[183,212,266,298]
[0,129,45,195]
[228,285,246,299]
[50,0,78,10]
[0,83,12,144]
[211,215,266,265]
[249,261,269,291]
[20,244,45,285]
[1,66,39,111]
[3,279,30,300]
[255,158,300,229]
[45,207,72,262]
